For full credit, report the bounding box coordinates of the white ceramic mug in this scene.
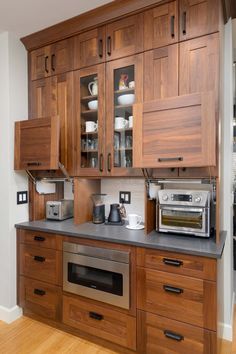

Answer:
[129,81,135,89]
[86,121,98,133]
[128,115,133,128]
[128,214,142,228]
[115,117,128,130]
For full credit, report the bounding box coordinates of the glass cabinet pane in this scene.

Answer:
[113,65,135,169]
[80,75,99,169]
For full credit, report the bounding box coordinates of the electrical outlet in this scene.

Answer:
[119,191,131,204]
[17,191,28,205]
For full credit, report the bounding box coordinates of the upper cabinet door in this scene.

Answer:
[144,44,178,101]
[30,78,54,119]
[50,38,74,75]
[179,0,219,41]
[75,27,106,69]
[31,46,51,81]
[105,14,143,61]
[14,116,60,171]
[144,1,178,51]
[133,92,216,168]
[179,33,219,96]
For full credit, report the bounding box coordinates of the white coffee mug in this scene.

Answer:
[128,214,142,228]
[129,81,135,89]
[128,115,133,128]
[86,121,98,133]
[115,117,128,130]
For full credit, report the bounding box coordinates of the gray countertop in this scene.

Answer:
[15,219,226,259]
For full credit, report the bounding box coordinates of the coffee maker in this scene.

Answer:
[91,194,106,224]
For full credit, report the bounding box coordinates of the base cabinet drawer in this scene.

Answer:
[137,267,216,330]
[19,276,62,321]
[19,229,62,250]
[19,244,62,285]
[137,311,216,354]
[62,295,136,350]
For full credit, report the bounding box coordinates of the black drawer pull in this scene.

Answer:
[51,54,56,71]
[107,36,111,56]
[98,39,103,58]
[34,236,45,242]
[27,162,42,166]
[163,285,183,294]
[107,153,112,172]
[182,11,187,35]
[170,15,175,38]
[163,258,183,267]
[99,153,104,173]
[34,288,46,296]
[158,157,183,162]
[89,312,104,321]
[33,256,45,262]
[45,55,49,73]
[164,330,184,342]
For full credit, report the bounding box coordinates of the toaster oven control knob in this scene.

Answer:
[195,196,202,203]
[162,194,168,201]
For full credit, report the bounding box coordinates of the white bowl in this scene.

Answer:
[88,100,98,110]
[117,94,135,106]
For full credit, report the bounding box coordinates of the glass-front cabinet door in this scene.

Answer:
[106,54,143,176]
[75,64,105,176]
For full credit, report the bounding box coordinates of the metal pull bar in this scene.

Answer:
[98,39,103,58]
[170,15,175,38]
[45,56,49,73]
[99,153,104,172]
[34,236,45,242]
[164,330,184,342]
[158,157,183,162]
[182,11,187,35]
[107,153,112,172]
[163,285,183,294]
[89,312,104,321]
[163,258,183,267]
[27,162,42,166]
[34,288,46,296]
[33,256,45,262]
[51,54,56,71]
[107,36,111,56]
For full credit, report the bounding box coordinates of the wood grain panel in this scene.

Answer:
[30,46,50,80]
[136,248,217,281]
[19,229,62,250]
[51,38,74,75]
[144,1,178,50]
[63,295,136,350]
[137,267,216,330]
[137,310,217,354]
[30,78,53,118]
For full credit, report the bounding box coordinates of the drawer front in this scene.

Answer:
[137,268,216,330]
[19,229,62,250]
[19,276,62,321]
[138,310,216,354]
[19,244,62,285]
[137,248,216,281]
[63,295,136,350]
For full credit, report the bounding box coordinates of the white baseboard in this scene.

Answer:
[219,291,235,341]
[0,305,22,324]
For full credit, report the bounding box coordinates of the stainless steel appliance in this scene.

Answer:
[46,200,73,220]
[63,242,130,309]
[158,189,211,237]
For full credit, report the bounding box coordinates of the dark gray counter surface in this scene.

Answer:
[15,219,226,259]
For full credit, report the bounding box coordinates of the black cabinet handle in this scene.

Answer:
[98,39,103,58]
[34,288,46,296]
[89,312,104,321]
[27,162,42,166]
[170,15,175,38]
[99,153,104,172]
[107,36,111,56]
[158,157,183,162]
[163,285,183,294]
[45,56,49,73]
[34,236,45,242]
[51,54,56,71]
[182,11,187,35]
[33,256,45,262]
[107,153,112,172]
[163,258,183,267]
[164,330,184,342]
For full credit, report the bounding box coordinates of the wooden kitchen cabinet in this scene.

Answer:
[144,1,178,51]
[30,38,74,80]
[133,92,216,169]
[179,0,219,42]
[14,116,60,171]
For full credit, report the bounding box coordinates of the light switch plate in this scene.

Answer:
[17,191,28,205]
[119,191,131,204]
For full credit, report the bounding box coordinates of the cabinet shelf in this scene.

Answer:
[81,110,98,116]
[81,150,98,153]
[114,88,134,94]
[81,95,98,101]
[114,128,133,133]
[81,131,98,136]
[115,104,133,110]
[114,148,132,151]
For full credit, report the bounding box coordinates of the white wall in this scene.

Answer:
[0,32,28,322]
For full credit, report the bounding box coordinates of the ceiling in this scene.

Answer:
[0,0,113,37]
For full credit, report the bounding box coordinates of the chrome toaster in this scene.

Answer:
[46,200,74,221]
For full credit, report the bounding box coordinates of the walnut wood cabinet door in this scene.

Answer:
[106,54,143,176]
[133,92,216,169]
[75,27,106,69]
[105,14,143,61]
[144,44,178,101]
[30,78,53,119]
[144,1,178,51]
[50,38,74,75]
[75,64,105,176]
[30,46,51,81]
[179,0,219,41]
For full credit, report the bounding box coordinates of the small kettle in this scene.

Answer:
[88,77,98,96]
[108,204,122,223]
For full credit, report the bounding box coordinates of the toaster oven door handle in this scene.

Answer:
[163,285,183,294]
[160,206,204,213]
